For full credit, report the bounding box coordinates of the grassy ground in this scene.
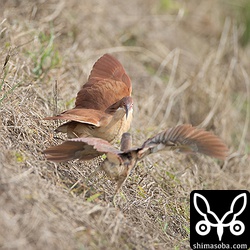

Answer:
[0,0,250,249]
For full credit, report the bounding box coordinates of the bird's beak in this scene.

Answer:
[125,104,130,119]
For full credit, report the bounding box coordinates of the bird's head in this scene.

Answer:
[120,132,132,151]
[105,96,133,119]
[120,96,133,119]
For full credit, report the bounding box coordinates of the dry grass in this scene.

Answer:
[0,0,250,249]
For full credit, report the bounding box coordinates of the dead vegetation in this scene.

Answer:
[0,0,249,249]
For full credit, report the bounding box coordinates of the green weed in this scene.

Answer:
[27,28,61,78]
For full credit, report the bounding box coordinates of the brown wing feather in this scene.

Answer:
[141,124,228,160]
[88,54,131,87]
[44,137,121,162]
[75,54,132,110]
[44,109,110,126]
[43,141,101,162]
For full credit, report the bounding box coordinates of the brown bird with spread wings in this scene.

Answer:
[44,124,228,194]
[45,54,133,143]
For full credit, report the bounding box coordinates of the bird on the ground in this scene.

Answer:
[43,124,228,194]
[44,54,133,143]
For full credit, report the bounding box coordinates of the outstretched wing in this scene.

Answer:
[75,54,132,110]
[43,137,122,162]
[88,54,131,87]
[138,124,228,160]
[44,109,109,126]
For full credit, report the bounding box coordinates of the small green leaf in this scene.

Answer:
[87,193,101,202]
[165,171,176,180]
[137,185,146,198]
[15,152,25,163]
[183,225,190,234]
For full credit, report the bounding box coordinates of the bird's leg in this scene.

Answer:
[112,157,138,205]
[116,175,129,193]
[113,172,132,207]
[112,175,128,206]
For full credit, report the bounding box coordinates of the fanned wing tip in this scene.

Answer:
[89,54,131,88]
[142,124,229,160]
[175,125,229,160]
[43,140,101,162]
[44,137,121,163]
[75,54,132,110]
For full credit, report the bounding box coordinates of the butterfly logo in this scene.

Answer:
[193,193,247,241]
